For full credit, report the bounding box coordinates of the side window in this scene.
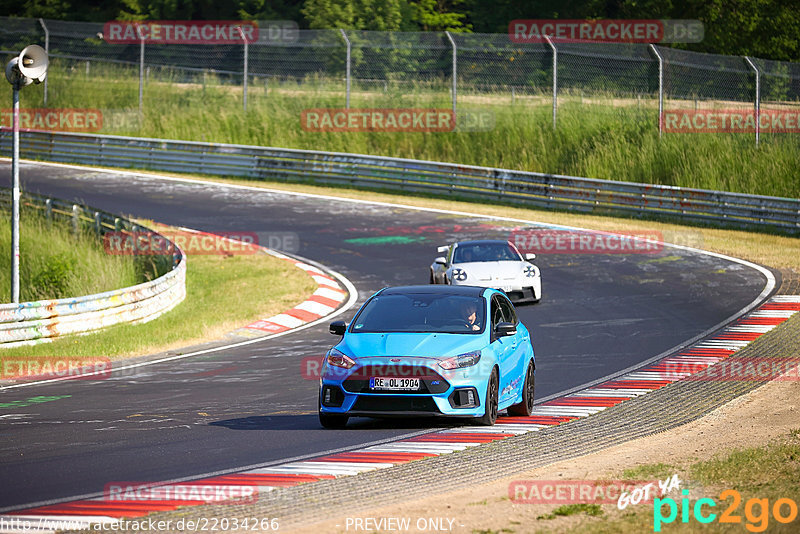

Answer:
[491,296,505,328]
[447,246,454,265]
[499,295,517,325]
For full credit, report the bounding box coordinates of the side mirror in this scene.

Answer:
[329,320,347,335]
[524,253,536,261]
[437,245,449,253]
[495,322,517,338]
[434,256,447,266]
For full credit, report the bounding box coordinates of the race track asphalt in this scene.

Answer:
[0,163,770,510]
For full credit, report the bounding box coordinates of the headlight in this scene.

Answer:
[523,265,539,278]
[439,350,481,370]
[452,268,468,281]
[326,348,356,369]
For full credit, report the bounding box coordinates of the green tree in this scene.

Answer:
[410,0,471,32]
[301,0,410,30]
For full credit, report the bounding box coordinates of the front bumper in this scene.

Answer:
[320,360,490,418]
[451,278,541,303]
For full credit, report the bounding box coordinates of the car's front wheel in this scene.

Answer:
[508,361,535,416]
[318,398,349,429]
[474,368,498,426]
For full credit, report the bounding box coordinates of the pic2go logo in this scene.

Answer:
[654,489,799,532]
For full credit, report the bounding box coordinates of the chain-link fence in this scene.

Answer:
[2,16,800,143]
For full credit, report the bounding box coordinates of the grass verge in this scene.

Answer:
[16,63,800,198]
[0,207,139,301]
[0,220,317,361]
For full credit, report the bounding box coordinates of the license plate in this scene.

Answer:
[370,377,421,391]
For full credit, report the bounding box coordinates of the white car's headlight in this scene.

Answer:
[451,268,468,282]
[523,264,539,278]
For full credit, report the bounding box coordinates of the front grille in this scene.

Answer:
[343,364,450,394]
[352,396,440,413]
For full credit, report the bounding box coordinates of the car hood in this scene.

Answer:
[452,261,524,281]
[340,332,484,359]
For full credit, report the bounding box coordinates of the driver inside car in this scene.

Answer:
[463,301,481,331]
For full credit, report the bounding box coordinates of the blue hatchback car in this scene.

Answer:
[319,285,535,428]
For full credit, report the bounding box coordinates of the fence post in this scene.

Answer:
[544,35,557,130]
[744,56,760,146]
[340,29,351,109]
[445,31,457,120]
[648,44,664,138]
[72,204,80,238]
[136,24,145,113]
[235,26,249,111]
[38,18,49,106]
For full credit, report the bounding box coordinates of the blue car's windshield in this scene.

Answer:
[351,294,485,334]
[453,243,520,263]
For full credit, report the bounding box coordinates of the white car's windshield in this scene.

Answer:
[453,243,520,264]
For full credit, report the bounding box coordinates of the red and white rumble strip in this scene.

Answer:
[3,295,797,532]
[237,257,348,335]
[167,227,349,338]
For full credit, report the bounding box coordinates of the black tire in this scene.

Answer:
[507,361,535,416]
[319,412,349,429]
[429,270,436,284]
[318,397,349,429]
[474,368,499,426]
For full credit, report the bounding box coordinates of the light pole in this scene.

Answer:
[5,45,48,303]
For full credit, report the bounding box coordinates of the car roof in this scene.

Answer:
[378,285,487,298]
[453,239,512,247]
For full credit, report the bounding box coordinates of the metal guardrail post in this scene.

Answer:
[649,44,664,138]
[45,198,52,220]
[744,56,760,146]
[544,35,557,130]
[38,18,49,107]
[445,31,457,120]
[340,29,351,109]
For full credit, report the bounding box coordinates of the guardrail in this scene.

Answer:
[2,130,799,234]
[0,188,186,347]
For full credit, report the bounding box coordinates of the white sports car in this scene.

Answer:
[430,239,541,303]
